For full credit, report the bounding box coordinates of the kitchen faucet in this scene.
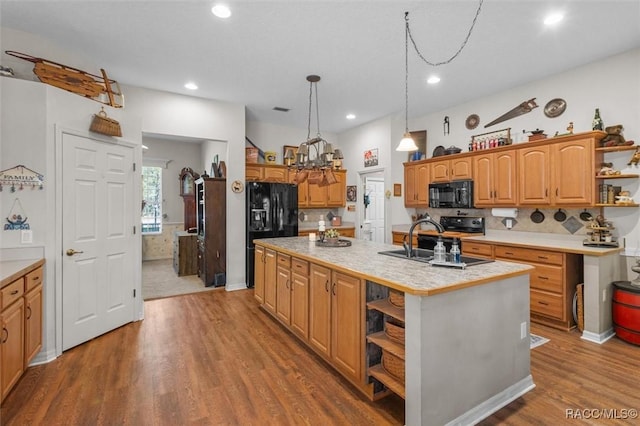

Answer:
[404,216,445,258]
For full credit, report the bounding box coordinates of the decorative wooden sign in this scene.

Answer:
[0,165,44,192]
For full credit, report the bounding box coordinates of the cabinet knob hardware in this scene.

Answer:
[538,276,549,280]
[538,256,548,260]
[325,280,329,292]
[27,306,32,320]
[505,252,514,255]
[1,327,7,344]
[10,290,18,295]
[332,282,337,296]
[66,249,84,256]
[538,301,549,306]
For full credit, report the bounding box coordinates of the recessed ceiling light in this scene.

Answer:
[184,82,198,90]
[544,13,564,26]
[211,4,231,19]
[427,76,440,84]
[346,114,356,120]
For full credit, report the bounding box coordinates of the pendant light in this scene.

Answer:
[396,12,418,152]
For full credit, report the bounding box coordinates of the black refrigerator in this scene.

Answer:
[246,182,298,287]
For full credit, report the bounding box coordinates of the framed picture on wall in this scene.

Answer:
[364,148,378,167]
[346,185,357,202]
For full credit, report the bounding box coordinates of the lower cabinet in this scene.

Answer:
[253,245,265,304]
[253,244,366,392]
[462,242,583,330]
[1,263,43,402]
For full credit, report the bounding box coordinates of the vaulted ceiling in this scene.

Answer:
[2,1,639,134]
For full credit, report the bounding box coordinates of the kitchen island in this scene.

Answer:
[253,236,533,426]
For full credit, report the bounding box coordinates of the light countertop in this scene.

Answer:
[1,258,45,288]
[254,237,531,296]
[392,226,622,256]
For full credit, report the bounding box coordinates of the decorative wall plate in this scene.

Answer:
[231,180,244,193]
[432,145,445,157]
[544,98,567,118]
[465,114,479,130]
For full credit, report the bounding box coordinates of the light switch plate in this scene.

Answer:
[21,230,33,244]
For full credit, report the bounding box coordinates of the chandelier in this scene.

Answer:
[286,75,344,186]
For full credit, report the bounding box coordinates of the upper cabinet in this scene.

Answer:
[430,157,473,183]
[473,151,517,206]
[406,131,621,209]
[404,162,429,207]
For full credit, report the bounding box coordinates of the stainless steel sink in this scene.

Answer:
[378,248,493,267]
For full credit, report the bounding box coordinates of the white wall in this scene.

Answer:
[340,48,640,252]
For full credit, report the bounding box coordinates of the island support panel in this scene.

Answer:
[404,275,534,426]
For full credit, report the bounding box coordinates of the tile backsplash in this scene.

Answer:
[416,208,601,236]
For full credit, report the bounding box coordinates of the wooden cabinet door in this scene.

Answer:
[263,166,288,182]
[254,245,265,303]
[493,150,517,205]
[309,264,331,358]
[415,163,430,206]
[552,139,594,205]
[473,153,493,206]
[24,286,42,366]
[451,157,473,180]
[290,258,309,339]
[327,170,346,207]
[263,248,277,314]
[307,183,327,207]
[245,165,263,181]
[430,160,449,183]
[276,262,291,325]
[404,163,417,207]
[331,271,362,382]
[518,145,551,205]
[1,299,24,401]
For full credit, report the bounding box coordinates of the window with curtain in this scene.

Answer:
[142,166,162,234]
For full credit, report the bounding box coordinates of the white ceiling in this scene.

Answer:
[1,1,639,134]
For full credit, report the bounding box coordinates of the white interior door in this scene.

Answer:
[62,133,136,351]
[364,177,385,243]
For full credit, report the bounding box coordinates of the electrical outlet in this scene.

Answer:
[520,322,527,339]
[21,230,33,244]
[506,219,513,229]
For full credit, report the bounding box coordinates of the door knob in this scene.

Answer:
[66,249,84,256]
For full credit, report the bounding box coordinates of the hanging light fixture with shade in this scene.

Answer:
[287,75,344,186]
[396,12,419,152]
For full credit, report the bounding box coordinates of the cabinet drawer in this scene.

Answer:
[277,253,291,267]
[462,241,493,258]
[530,289,564,320]
[495,246,563,265]
[530,264,563,293]
[25,266,44,292]
[291,258,308,275]
[2,278,24,310]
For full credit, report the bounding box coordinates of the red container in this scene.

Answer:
[612,281,640,346]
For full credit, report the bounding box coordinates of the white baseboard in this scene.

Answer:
[446,375,536,426]
[581,328,615,344]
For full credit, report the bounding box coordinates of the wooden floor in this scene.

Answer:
[2,289,639,425]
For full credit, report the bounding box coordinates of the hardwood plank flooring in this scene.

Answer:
[2,289,639,425]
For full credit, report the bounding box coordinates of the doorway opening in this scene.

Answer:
[359,169,386,243]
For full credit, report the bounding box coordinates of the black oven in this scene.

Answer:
[429,180,474,209]
[417,216,484,251]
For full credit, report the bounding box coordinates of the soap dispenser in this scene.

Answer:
[450,238,461,263]
[434,236,446,263]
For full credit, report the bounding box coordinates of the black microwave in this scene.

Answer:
[429,180,474,208]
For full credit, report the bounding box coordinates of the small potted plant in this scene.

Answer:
[324,228,340,243]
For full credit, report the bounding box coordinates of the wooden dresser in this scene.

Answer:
[173,230,198,276]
